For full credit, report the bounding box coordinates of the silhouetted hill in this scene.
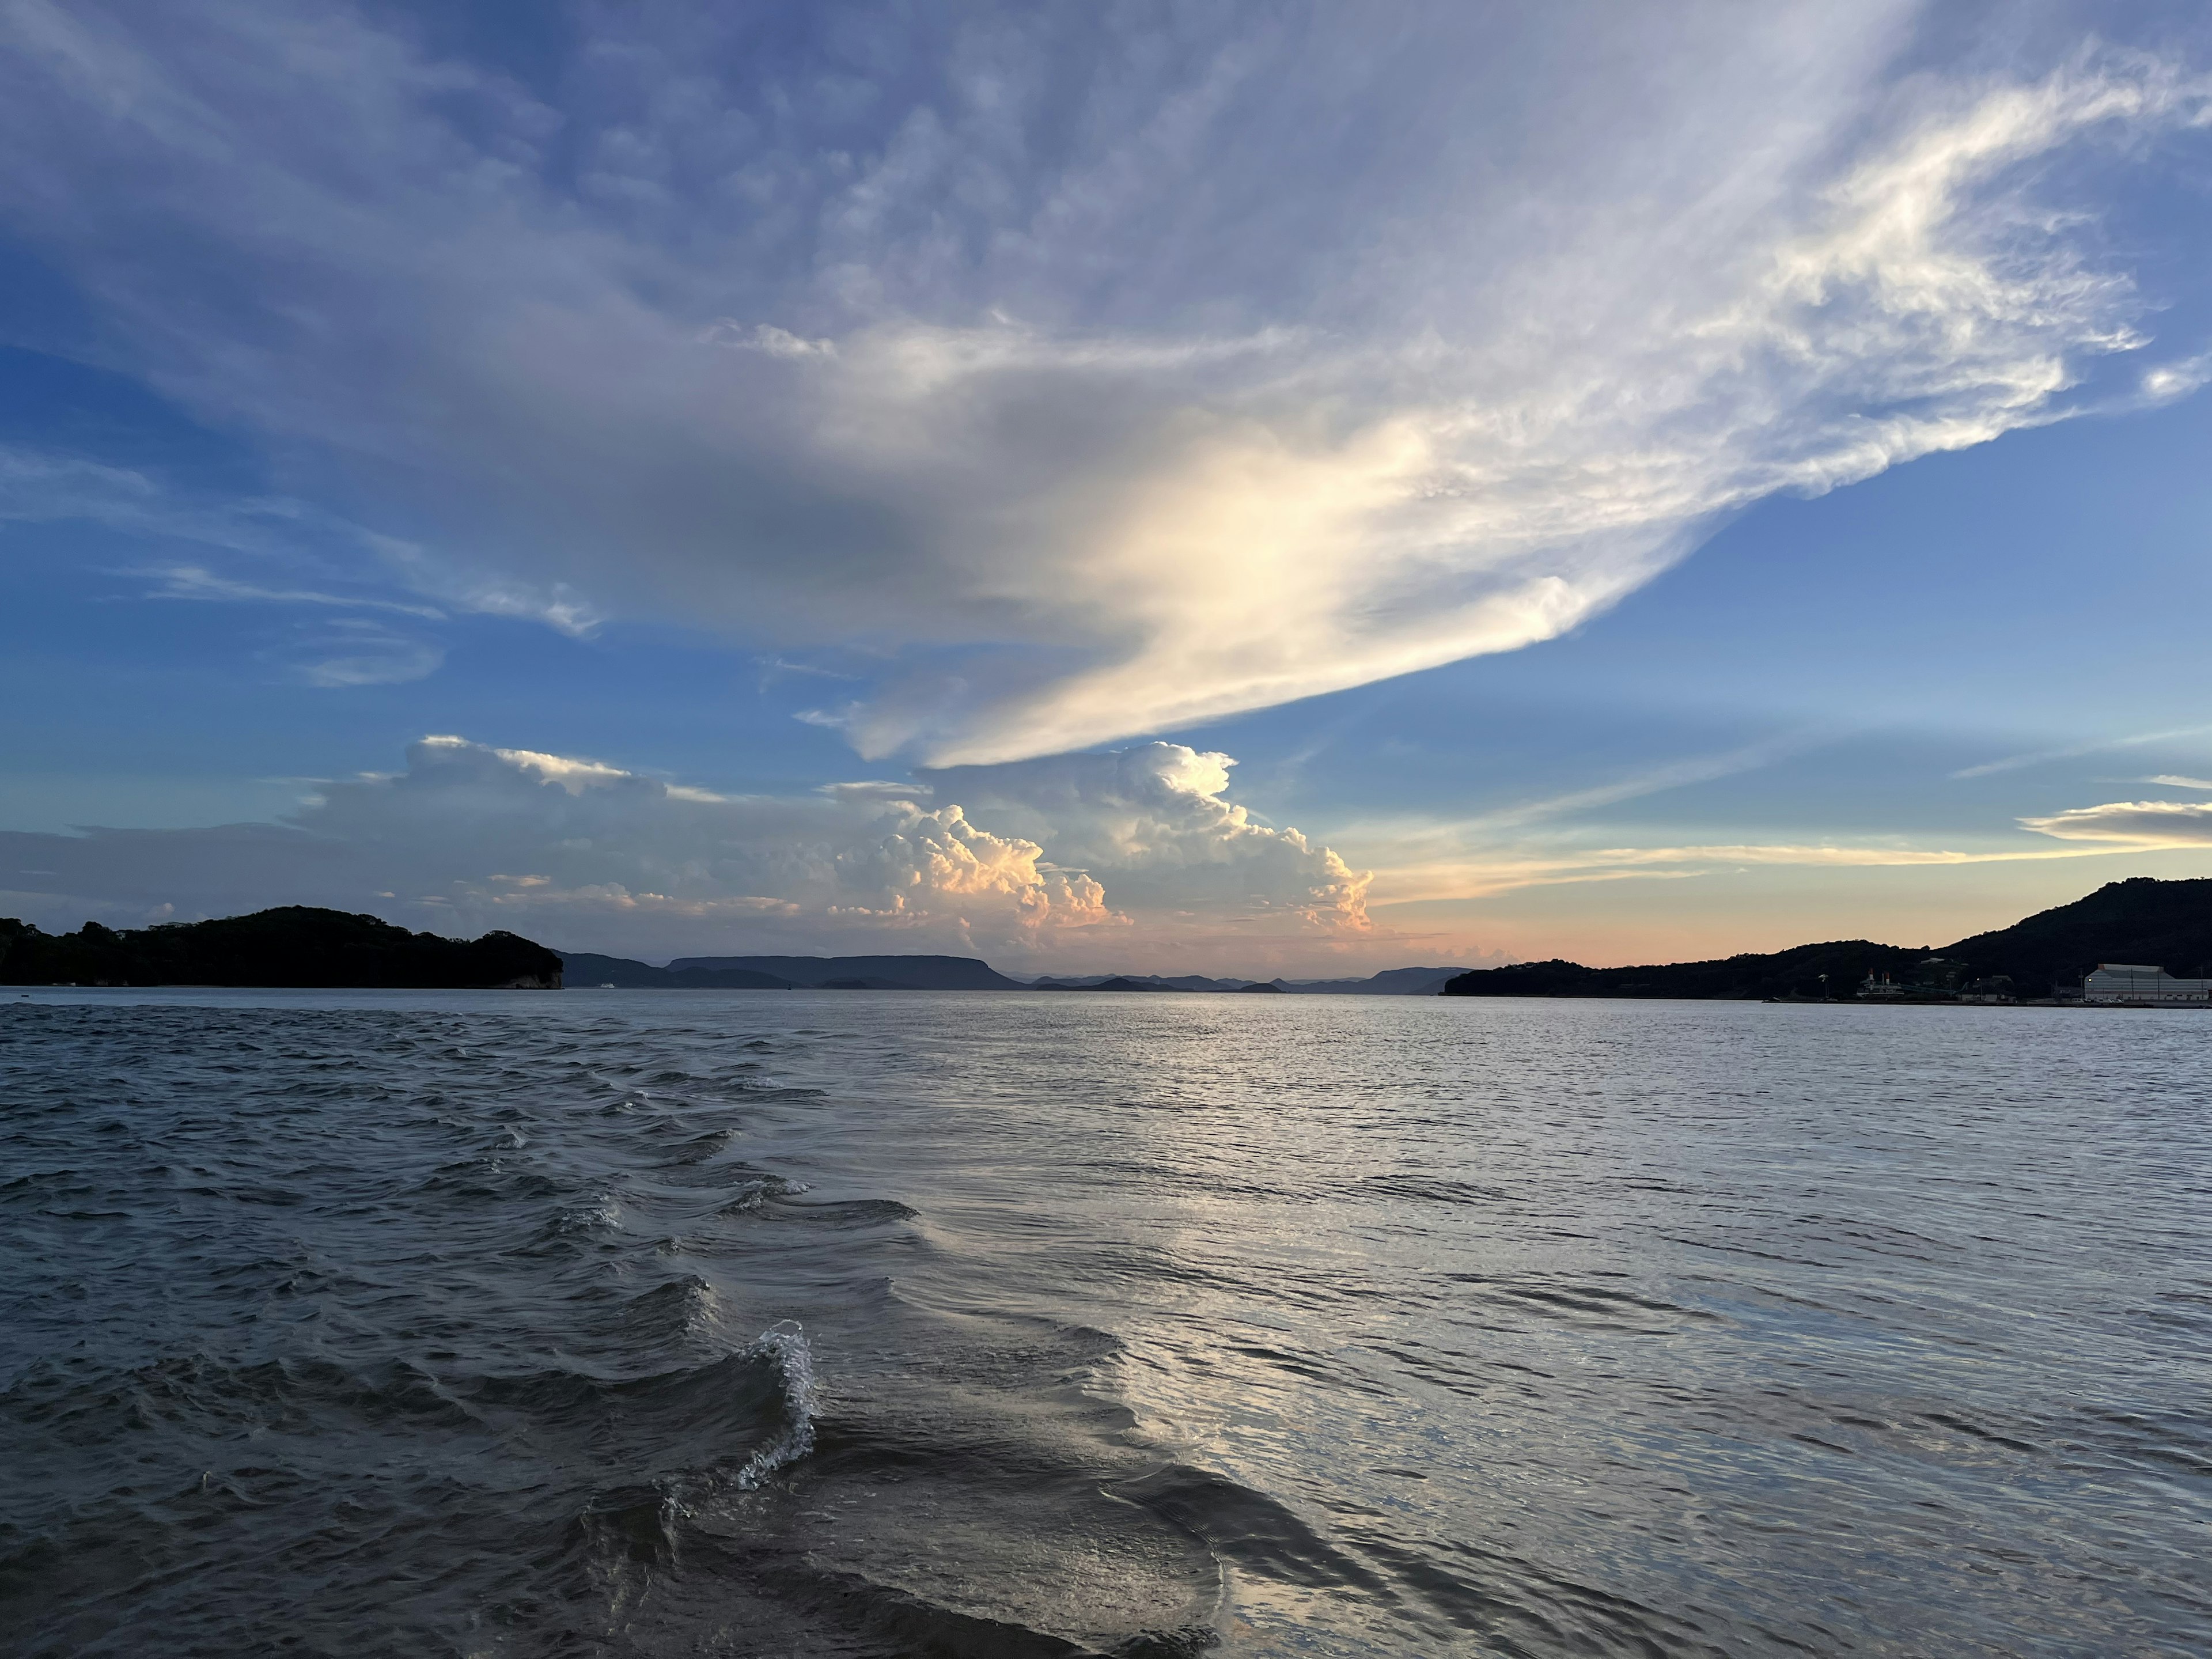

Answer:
[1442,941,1921,1001]
[1441,878,2212,1001]
[0,908,562,988]
[1281,966,1471,994]
[1032,972,1259,991]
[665,953,1025,990]
[1941,876,2212,986]
[1030,966,1471,994]
[559,952,790,988]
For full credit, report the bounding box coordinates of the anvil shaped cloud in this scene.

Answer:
[3,3,2207,760]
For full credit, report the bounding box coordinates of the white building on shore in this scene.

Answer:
[2082,964,2212,1005]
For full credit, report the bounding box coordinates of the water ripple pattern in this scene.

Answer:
[1,989,2206,1657]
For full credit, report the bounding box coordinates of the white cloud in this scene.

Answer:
[0,442,592,638]
[0,736,1115,960]
[1432,737,1814,836]
[1326,743,2212,903]
[0,735,1399,969]
[1,7,2207,762]
[368,535,602,638]
[922,742,1370,934]
[2020,799,2212,845]
[1369,838,2135,905]
[277,619,445,687]
[0,444,337,565]
[1952,722,2212,778]
[143,564,447,619]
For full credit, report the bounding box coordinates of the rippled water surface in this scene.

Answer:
[2,989,2207,1657]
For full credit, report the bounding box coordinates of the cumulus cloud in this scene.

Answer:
[2,5,2207,760]
[2020,799,2212,845]
[0,736,1113,959]
[0,735,1385,968]
[922,743,1369,933]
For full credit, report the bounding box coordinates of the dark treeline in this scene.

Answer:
[0,908,563,988]
[1443,877,2212,1001]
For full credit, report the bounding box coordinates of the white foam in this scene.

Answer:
[730,1320,816,1490]
[551,1195,622,1234]
[720,1175,812,1214]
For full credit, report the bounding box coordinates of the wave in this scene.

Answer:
[718,1173,813,1214]
[764,1196,919,1228]
[726,1321,816,1491]
[603,1273,724,1346]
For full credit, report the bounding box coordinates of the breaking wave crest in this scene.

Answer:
[728,1320,816,1491]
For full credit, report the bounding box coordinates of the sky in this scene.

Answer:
[3,0,2212,976]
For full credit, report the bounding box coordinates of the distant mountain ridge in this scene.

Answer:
[561,952,1025,990]
[559,953,790,990]
[1441,877,2212,1001]
[667,953,1026,990]
[1286,967,1471,995]
[557,953,1477,994]
[1031,966,1470,995]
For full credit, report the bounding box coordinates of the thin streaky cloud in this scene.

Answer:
[2020,798,2212,845]
[1369,838,2151,907]
[283,624,445,689]
[1951,723,2212,779]
[1435,734,1818,836]
[143,565,448,620]
[0,438,597,637]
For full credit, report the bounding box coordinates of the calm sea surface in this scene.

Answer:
[2,990,2206,1658]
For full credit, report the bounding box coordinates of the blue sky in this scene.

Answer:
[4,0,2211,974]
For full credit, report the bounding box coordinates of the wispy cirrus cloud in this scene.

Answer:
[1427,736,1817,836]
[1324,741,2204,906]
[143,564,447,619]
[1370,838,2137,907]
[276,619,445,688]
[2019,798,2212,845]
[2,5,2207,763]
[0,438,596,640]
[1950,722,2212,779]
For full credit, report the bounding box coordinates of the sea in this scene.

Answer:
[2,988,2206,1658]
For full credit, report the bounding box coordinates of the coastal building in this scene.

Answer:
[2082,964,2212,1005]
[1858,957,1970,1000]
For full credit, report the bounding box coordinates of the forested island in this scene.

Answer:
[1442,877,2212,1001]
[0,908,562,988]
